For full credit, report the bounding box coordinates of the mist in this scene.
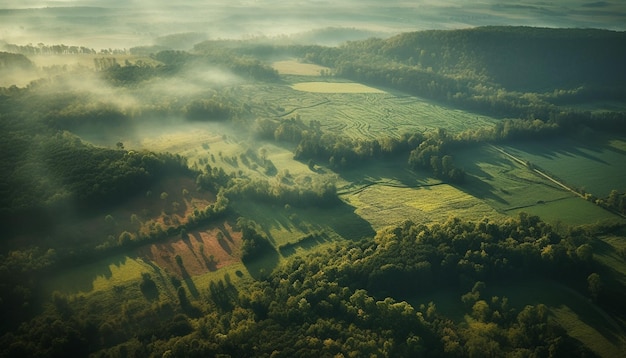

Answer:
[2,1,625,51]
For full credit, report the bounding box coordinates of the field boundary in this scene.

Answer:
[490,144,583,197]
[338,180,445,196]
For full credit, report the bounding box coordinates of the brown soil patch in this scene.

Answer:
[137,221,243,277]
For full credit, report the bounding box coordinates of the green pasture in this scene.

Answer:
[455,144,623,226]
[509,197,620,226]
[595,236,626,286]
[503,135,626,198]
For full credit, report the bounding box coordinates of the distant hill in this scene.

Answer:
[378,26,626,91]
[297,26,626,120]
[0,52,33,71]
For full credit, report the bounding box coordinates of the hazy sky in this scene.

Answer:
[1,1,625,49]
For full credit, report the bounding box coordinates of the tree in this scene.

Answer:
[587,273,602,302]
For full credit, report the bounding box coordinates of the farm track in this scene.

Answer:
[490,145,584,198]
[490,144,626,219]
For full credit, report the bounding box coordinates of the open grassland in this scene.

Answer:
[455,144,623,226]
[595,236,626,287]
[343,183,503,230]
[509,197,619,225]
[503,135,626,197]
[273,60,330,76]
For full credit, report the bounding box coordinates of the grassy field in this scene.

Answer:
[503,135,626,198]
[344,183,503,230]
[455,144,624,226]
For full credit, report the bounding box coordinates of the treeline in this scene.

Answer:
[195,162,339,208]
[155,48,280,83]
[86,48,278,86]
[595,189,626,216]
[256,115,572,182]
[2,43,98,55]
[3,214,618,357]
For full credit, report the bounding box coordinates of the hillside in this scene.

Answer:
[298,26,626,121]
[380,27,626,91]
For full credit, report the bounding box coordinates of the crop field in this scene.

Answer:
[243,81,499,140]
[503,136,626,197]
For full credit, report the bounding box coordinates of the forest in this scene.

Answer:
[1,24,626,357]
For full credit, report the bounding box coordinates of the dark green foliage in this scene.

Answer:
[596,189,626,216]
[1,215,614,357]
[237,217,276,264]
[0,52,34,70]
[139,273,159,301]
[183,98,232,121]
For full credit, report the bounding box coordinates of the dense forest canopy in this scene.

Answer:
[1,22,626,357]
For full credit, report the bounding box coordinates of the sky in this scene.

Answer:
[0,1,625,49]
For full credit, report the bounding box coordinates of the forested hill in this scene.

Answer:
[0,52,33,71]
[298,26,626,122]
[377,26,626,91]
[380,27,626,91]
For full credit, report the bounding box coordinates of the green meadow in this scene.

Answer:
[503,136,626,198]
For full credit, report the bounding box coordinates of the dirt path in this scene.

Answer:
[489,144,585,198]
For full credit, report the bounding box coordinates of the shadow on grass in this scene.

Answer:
[46,254,129,294]
[176,260,200,298]
[279,232,330,256]
[243,248,280,281]
[489,279,625,349]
